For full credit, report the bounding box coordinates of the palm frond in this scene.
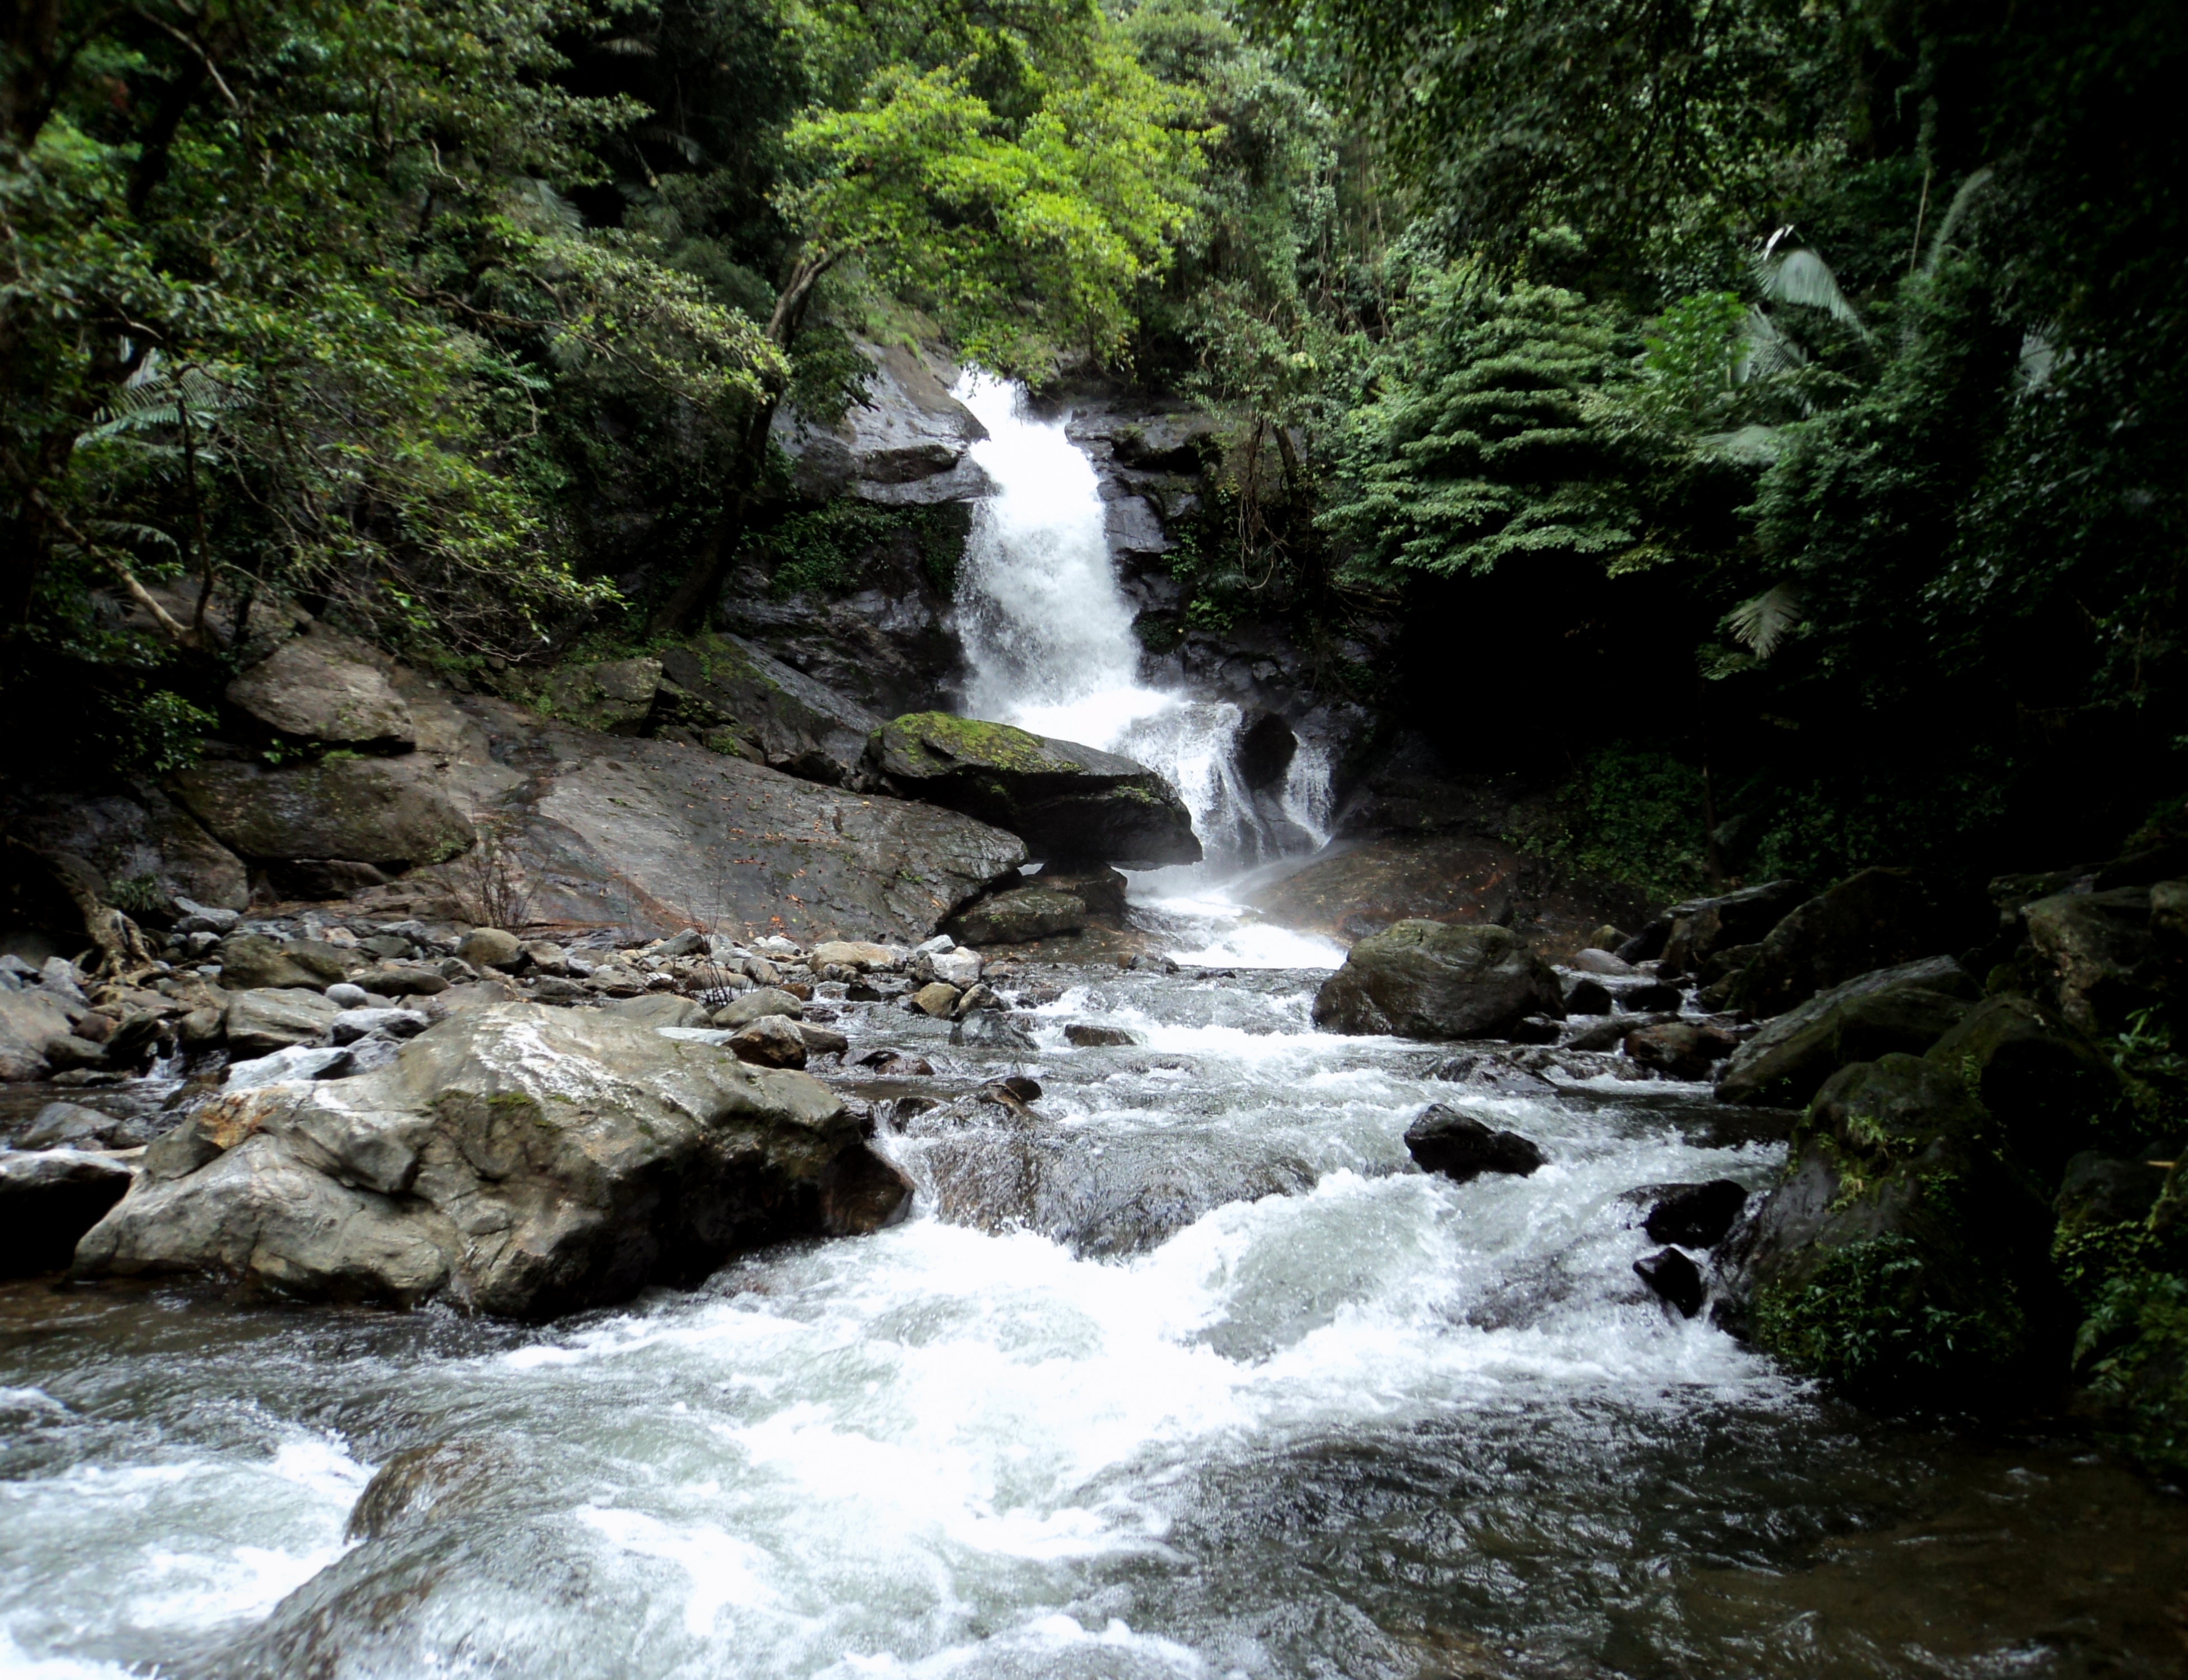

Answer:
[1726,579,1803,659]
[1755,247,1868,338]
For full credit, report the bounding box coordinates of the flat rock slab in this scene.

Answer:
[429,696,1028,945]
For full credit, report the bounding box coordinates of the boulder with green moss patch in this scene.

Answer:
[172,755,475,869]
[867,712,1200,868]
[655,634,882,786]
[1715,955,1975,1108]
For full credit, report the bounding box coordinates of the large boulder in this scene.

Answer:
[1634,879,1810,973]
[1728,868,1992,1018]
[1312,920,1564,1041]
[1720,1052,2066,1397]
[0,988,80,1081]
[1920,995,2134,1180]
[1715,955,1976,1108]
[72,1003,907,1317]
[223,987,344,1055]
[2021,886,2167,1036]
[655,634,885,788]
[1,1149,135,1275]
[542,657,663,737]
[171,755,475,869]
[0,783,248,918]
[945,883,1088,946]
[1403,1105,1546,1181]
[768,340,988,504]
[225,630,415,748]
[867,712,1201,868]
[215,932,358,991]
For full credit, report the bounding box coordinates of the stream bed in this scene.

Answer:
[4,944,2186,1678]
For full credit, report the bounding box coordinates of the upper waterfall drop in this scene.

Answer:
[948,371,1331,873]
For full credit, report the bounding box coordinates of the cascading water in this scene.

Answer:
[951,375,1330,886]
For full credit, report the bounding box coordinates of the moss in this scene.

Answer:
[2075,1271,2188,1474]
[886,711,1074,775]
[1752,1233,2030,1390]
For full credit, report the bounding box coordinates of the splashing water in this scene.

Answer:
[951,375,1330,889]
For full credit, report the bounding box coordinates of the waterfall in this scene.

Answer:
[951,374,1330,875]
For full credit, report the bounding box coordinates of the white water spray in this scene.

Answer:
[951,374,1331,885]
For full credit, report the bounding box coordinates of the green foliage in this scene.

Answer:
[2075,1272,2188,1475]
[752,500,966,600]
[1509,743,1711,901]
[1752,1233,2030,1391]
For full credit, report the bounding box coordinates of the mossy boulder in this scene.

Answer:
[542,657,663,736]
[656,634,883,787]
[1724,1052,2066,1398]
[1715,955,1975,1108]
[2021,886,2168,1037]
[1312,920,1564,1041]
[1922,995,2135,1180]
[945,884,1089,946]
[1729,868,1993,1018]
[172,755,475,869]
[225,630,415,749]
[867,712,1200,868]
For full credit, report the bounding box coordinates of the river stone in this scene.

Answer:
[330,1007,429,1045]
[1715,956,1975,1108]
[0,989,78,1081]
[1065,1023,1135,1047]
[1634,1248,1707,1317]
[172,756,475,868]
[911,982,960,1018]
[324,983,370,1009]
[1312,921,1564,1041]
[867,713,1201,869]
[952,1011,1037,1050]
[20,1101,155,1150]
[1403,1105,1546,1182]
[1624,1020,1740,1081]
[225,632,415,748]
[728,1014,807,1069]
[810,940,900,972]
[456,928,524,971]
[1567,947,1635,976]
[793,1019,850,1058]
[919,946,983,989]
[1,1149,135,1276]
[2022,886,2165,1036]
[598,993,708,1029]
[1728,869,1993,1018]
[223,1043,355,1089]
[655,634,884,787]
[1642,1180,1749,1248]
[72,1002,892,1316]
[223,987,344,1055]
[712,987,802,1027]
[349,963,448,998]
[216,932,358,991]
[946,884,1088,946]
[1622,880,1809,967]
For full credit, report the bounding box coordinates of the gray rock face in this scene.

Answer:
[1727,868,1992,1018]
[430,698,1028,945]
[768,342,987,504]
[867,712,1201,868]
[172,755,475,868]
[1312,920,1565,1041]
[0,784,249,917]
[2,1149,135,1276]
[655,634,885,788]
[72,1003,904,1317]
[542,657,662,737]
[225,632,415,748]
[1715,956,1974,1107]
[945,884,1089,946]
[0,989,79,1081]
[223,987,344,1055]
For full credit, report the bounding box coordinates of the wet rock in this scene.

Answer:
[792,1019,850,1058]
[225,630,415,748]
[946,884,1089,946]
[1623,1020,1738,1081]
[1066,1024,1135,1047]
[818,1142,914,1235]
[40,1033,109,1072]
[1622,880,1808,968]
[172,755,475,869]
[910,982,960,1018]
[73,1003,868,1316]
[543,656,662,735]
[711,987,803,1027]
[223,987,344,1056]
[599,993,708,1029]
[1037,862,1130,926]
[770,339,986,502]
[917,946,983,989]
[1312,920,1565,1042]
[1429,1052,1559,1096]
[223,1043,356,1088]
[923,1129,1315,1258]
[948,982,998,1018]
[1403,1105,1546,1183]
[728,1014,807,1069]
[2021,887,2166,1037]
[1,1149,135,1276]
[1634,1247,1706,1317]
[1715,956,1975,1108]
[0,989,78,1081]
[1563,977,1615,1015]
[856,1048,934,1077]
[344,1439,506,1541]
[1642,1180,1749,1248]
[952,1010,1037,1050]
[216,932,357,991]
[868,712,1201,869]
[455,928,524,971]
[1729,869,1992,1018]
[1560,1011,1676,1053]
[20,1102,159,1150]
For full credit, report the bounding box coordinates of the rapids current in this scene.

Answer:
[4,943,2187,1677]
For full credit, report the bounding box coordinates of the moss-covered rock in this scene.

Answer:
[867,712,1201,868]
[2022,885,2168,1037]
[1923,995,2136,1180]
[171,755,475,869]
[1728,868,1993,1019]
[655,634,882,787]
[1715,955,1975,1108]
[945,884,1089,946]
[542,657,662,737]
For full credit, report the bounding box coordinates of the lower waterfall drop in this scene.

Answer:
[951,373,1329,877]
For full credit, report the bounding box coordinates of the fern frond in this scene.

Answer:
[1726,580,1803,659]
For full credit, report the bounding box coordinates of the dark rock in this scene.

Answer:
[345,1439,506,1542]
[655,634,885,787]
[1235,710,1298,791]
[2153,880,2187,942]
[172,756,475,868]
[946,884,1089,946]
[1922,995,2135,1180]
[0,784,249,920]
[330,1007,429,1045]
[225,630,415,748]
[792,1019,850,1058]
[2056,1150,2169,1236]
[1035,862,1130,926]
[1620,880,1808,966]
[1715,955,1975,1108]
[818,1141,914,1235]
[987,1074,1043,1104]
[768,340,986,502]
[1564,977,1615,1015]
[1,1149,135,1276]
[1403,1104,1546,1182]
[951,1011,1038,1050]
[1643,1180,1749,1248]
[1065,1023,1135,1047]
[2021,887,2166,1037]
[1634,1248,1707,1317]
[73,1003,869,1316]
[40,1033,108,1071]
[1622,1020,1738,1081]
[867,712,1200,868]
[1620,981,1684,1011]
[1313,920,1565,1041]
[20,1101,159,1150]
[1429,1052,1558,1095]
[270,859,394,900]
[1729,868,1993,1018]
[855,1049,934,1076]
